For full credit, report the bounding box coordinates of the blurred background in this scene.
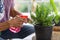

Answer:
[14,0,60,13]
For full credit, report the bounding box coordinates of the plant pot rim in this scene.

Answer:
[34,23,55,27]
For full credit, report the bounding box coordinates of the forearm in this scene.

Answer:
[0,21,10,31]
[10,8,21,17]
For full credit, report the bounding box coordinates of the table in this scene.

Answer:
[32,31,60,40]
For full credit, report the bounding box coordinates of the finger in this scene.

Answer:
[14,16,20,20]
[13,24,20,27]
[14,15,21,20]
[15,15,25,21]
[15,15,20,17]
[16,22,23,26]
[23,19,27,23]
[17,18,24,22]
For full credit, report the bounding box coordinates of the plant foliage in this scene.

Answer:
[31,4,53,26]
[50,0,60,24]
[31,0,60,27]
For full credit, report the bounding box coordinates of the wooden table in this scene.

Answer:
[52,31,60,40]
[32,31,60,40]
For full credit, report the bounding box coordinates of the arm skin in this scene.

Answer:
[10,7,31,23]
[0,8,20,31]
[10,8,21,17]
[0,21,10,31]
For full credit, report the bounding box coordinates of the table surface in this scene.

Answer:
[32,31,60,40]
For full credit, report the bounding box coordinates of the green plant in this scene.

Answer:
[31,0,60,27]
[50,0,60,24]
[31,4,53,26]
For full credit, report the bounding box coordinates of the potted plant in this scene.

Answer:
[30,0,60,40]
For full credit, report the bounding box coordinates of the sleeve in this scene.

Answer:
[10,0,14,8]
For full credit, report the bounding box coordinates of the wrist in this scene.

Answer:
[8,19,14,26]
[0,21,10,28]
[7,20,12,27]
[5,21,10,27]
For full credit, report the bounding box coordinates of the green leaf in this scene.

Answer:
[54,15,60,24]
[30,13,36,21]
[50,0,58,15]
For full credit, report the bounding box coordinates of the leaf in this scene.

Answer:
[50,0,58,15]
[30,13,36,21]
[54,15,60,24]
[30,1,60,27]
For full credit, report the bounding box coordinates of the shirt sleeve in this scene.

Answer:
[10,0,14,8]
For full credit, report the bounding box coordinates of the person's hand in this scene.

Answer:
[17,15,28,23]
[8,15,24,27]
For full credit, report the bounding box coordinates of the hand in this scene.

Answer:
[8,16,24,27]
